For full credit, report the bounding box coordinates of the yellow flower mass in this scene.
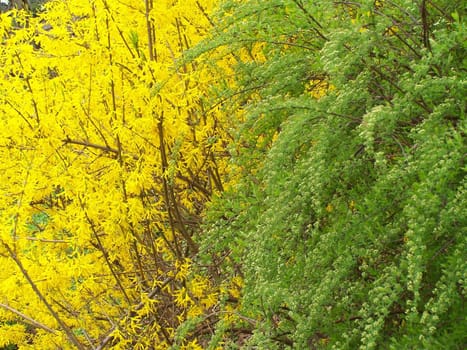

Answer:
[0,0,236,348]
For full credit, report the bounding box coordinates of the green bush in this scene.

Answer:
[199,0,466,348]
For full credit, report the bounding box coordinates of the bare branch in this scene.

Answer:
[0,302,57,334]
[63,137,119,154]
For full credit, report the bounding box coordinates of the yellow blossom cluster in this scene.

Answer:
[0,0,239,348]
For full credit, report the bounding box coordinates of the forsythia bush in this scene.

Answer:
[0,0,237,348]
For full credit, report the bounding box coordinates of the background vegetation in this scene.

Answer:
[0,0,465,349]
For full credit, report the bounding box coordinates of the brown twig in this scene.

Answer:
[63,137,119,155]
[0,302,57,334]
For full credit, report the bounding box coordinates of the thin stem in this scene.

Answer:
[0,302,57,334]
[63,137,119,155]
[144,0,155,61]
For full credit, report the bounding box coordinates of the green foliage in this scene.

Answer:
[200,0,466,348]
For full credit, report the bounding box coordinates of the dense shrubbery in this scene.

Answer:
[0,0,233,348]
[199,0,466,348]
[0,0,464,348]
